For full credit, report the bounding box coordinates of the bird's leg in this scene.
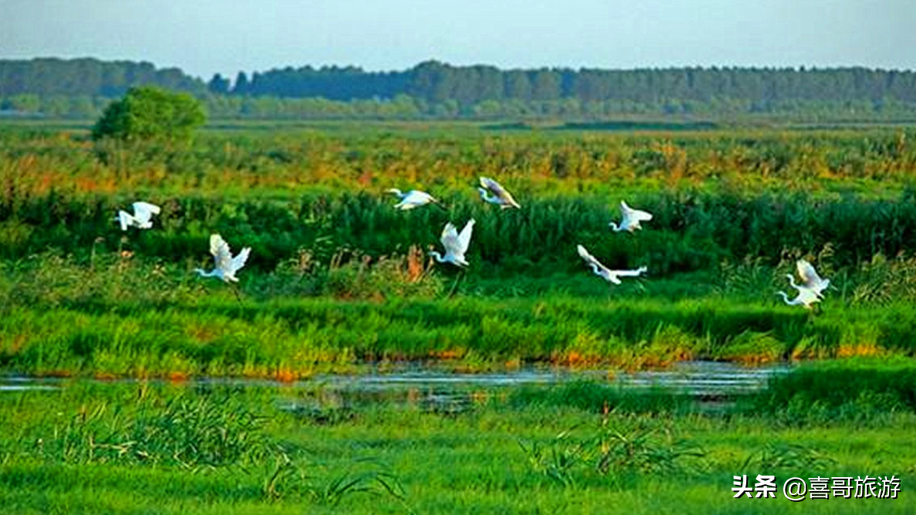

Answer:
[447,269,465,299]
[230,283,243,303]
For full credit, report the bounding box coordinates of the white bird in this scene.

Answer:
[430,219,476,267]
[609,201,652,232]
[787,259,830,298]
[576,244,648,285]
[776,287,821,309]
[387,188,441,210]
[194,234,251,283]
[115,201,161,231]
[478,177,521,209]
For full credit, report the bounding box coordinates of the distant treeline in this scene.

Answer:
[222,60,916,105]
[0,58,204,97]
[2,58,916,120]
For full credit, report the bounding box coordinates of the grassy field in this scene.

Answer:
[1,363,914,514]
[5,249,916,378]
[1,123,916,376]
[1,122,915,513]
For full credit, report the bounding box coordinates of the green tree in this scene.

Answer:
[91,86,205,142]
[530,69,562,101]
[207,73,230,94]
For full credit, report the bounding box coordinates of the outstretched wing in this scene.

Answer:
[230,247,251,275]
[117,210,134,231]
[480,177,520,208]
[132,202,161,224]
[480,177,504,195]
[796,260,827,291]
[456,219,475,254]
[576,244,599,265]
[621,201,652,222]
[440,222,460,253]
[577,244,611,277]
[209,234,234,273]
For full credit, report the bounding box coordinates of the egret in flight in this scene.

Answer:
[195,234,251,283]
[787,259,830,298]
[609,201,652,232]
[478,177,521,209]
[576,245,648,285]
[430,219,476,267]
[776,287,821,309]
[387,188,442,210]
[116,201,161,231]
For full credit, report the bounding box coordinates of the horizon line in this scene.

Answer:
[3,55,916,81]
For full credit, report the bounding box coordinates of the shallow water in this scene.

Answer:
[293,361,791,413]
[0,361,789,397]
[309,361,788,397]
[0,377,61,392]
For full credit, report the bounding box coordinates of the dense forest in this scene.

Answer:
[2,58,916,120]
[0,58,205,96]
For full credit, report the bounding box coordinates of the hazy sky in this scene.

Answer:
[2,0,915,79]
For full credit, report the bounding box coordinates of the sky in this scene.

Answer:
[2,0,915,80]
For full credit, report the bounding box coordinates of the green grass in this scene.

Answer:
[2,250,916,378]
[756,357,916,417]
[1,380,914,514]
[3,122,916,513]
[4,126,916,273]
[3,125,916,377]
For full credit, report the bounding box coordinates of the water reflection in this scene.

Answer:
[305,360,787,395]
[0,361,789,402]
[0,377,61,392]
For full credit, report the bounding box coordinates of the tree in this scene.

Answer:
[530,69,562,101]
[91,86,205,143]
[504,71,531,100]
[232,72,250,95]
[207,73,230,94]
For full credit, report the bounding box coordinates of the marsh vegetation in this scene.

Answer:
[2,362,915,514]
[2,122,916,512]
[2,125,916,376]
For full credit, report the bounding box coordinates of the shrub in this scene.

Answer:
[91,86,205,143]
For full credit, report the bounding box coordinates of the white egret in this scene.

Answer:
[478,177,521,209]
[430,219,476,267]
[116,201,161,231]
[609,201,652,232]
[576,244,648,285]
[776,287,821,309]
[194,234,251,283]
[787,259,830,298]
[387,188,442,210]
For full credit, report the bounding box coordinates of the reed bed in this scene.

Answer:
[3,125,916,375]
[2,252,916,378]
